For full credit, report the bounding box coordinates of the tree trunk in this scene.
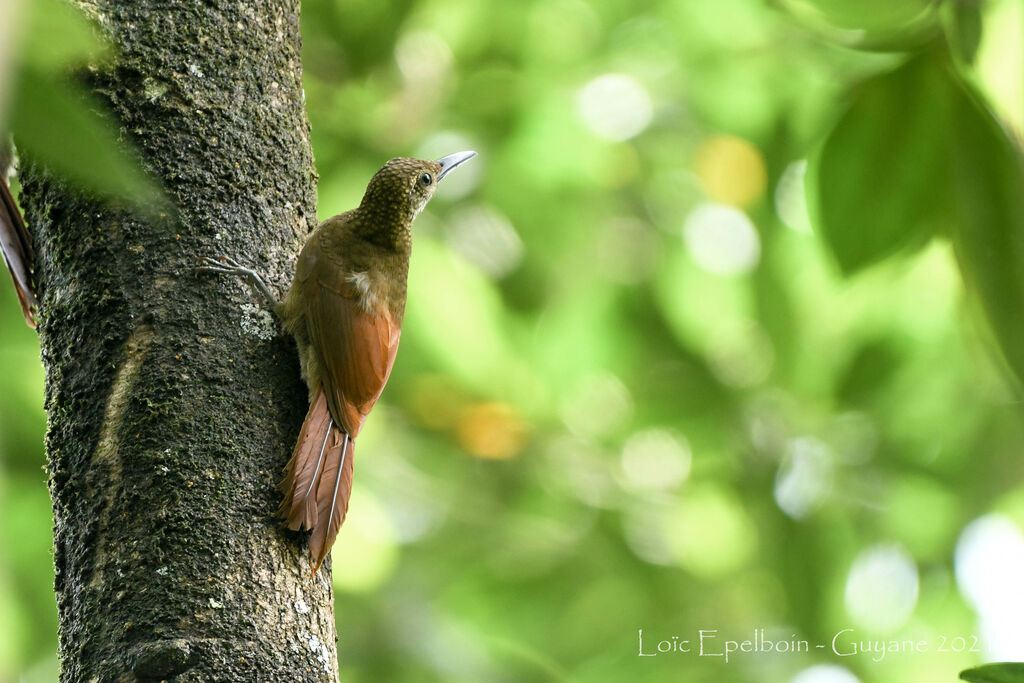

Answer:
[18,1,339,680]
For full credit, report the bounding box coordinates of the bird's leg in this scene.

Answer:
[196,255,278,309]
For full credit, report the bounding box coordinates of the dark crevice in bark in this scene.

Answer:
[19,1,338,680]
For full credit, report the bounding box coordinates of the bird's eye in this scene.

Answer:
[419,173,432,186]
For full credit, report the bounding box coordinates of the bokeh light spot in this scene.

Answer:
[620,428,691,492]
[683,202,761,275]
[694,135,767,207]
[395,30,452,84]
[844,543,919,633]
[545,436,617,509]
[561,372,633,438]
[577,73,653,141]
[445,205,524,279]
[457,402,528,460]
[774,437,834,519]
[416,131,483,201]
[790,664,861,683]
[664,485,758,578]
[622,502,675,565]
[955,515,1024,660]
[775,160,813,233]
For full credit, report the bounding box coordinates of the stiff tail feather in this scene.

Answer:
[308,429,353,574]
[277,387,356,575]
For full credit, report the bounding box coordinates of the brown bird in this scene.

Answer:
[200,151,476,574]
[0,145,38,329]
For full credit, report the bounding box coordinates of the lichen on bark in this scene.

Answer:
[18,1,339,680]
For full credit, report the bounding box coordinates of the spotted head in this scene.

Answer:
[358,151,476,236]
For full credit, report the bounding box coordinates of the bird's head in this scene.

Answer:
[360,151,476,230]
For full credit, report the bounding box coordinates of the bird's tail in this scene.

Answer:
[0,174,38,328]
[277,387,355,575]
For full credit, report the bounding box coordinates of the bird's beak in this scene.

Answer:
[435,151,477,181]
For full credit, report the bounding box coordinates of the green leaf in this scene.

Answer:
[10,68,164,211]
[947,0,983,65]
[960,663,1024,683]
[20,0,108,72]
[808,54,952,275]
[785,0,935,33]
[945,70,1024,385]
[778,0,941,51]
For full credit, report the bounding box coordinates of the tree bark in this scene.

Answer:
[18,1,339,680]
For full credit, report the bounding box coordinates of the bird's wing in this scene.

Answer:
[305,267,400,438]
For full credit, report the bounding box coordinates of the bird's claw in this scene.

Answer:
[195,254,279,308]
[196,255,242,273]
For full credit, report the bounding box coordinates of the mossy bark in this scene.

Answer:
[18,1,339,680]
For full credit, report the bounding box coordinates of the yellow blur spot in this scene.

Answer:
[694,135,767,207]
[457,402,528,460]
[405,374,469,431]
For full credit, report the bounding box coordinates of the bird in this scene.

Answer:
[199,151,476,574]
[0,144,38,329]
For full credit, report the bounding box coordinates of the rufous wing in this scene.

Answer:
[305,276,401,438]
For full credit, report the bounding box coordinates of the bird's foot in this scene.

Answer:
[196,255,278,309]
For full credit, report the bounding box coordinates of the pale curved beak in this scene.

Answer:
[436,151,477,181]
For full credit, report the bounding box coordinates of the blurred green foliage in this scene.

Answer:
[4,0,163,211]
[3,0,1024,681]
